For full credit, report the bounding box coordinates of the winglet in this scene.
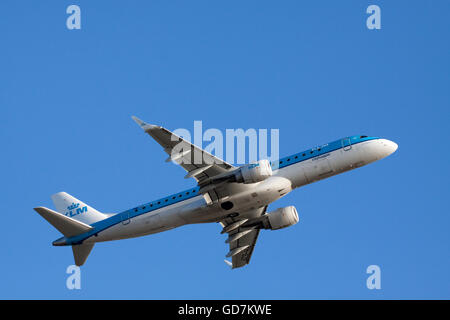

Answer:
[224,259,233,268]
[131,116,160,131]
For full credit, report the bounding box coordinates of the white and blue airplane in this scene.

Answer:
[35,117,398,268]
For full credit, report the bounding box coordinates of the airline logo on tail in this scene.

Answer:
[65,203,88,218]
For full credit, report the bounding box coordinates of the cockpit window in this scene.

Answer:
[360,135,368,138]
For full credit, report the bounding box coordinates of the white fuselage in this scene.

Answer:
[81,138,397,244]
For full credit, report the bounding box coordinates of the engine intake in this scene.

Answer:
[264,206,299,230]
[234,159,273,184]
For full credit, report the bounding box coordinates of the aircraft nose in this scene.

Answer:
[380,139,398,156]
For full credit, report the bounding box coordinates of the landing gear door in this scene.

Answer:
[342,138,352,151]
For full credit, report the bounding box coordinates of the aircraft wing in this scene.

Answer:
[132,116,235,185]
[222,206,267,269]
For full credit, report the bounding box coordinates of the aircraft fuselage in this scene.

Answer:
[61,136,397,246]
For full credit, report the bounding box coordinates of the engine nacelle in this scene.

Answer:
[264,206,299,230]
[235,159,273,184]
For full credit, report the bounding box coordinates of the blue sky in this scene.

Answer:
[0,1,449,299]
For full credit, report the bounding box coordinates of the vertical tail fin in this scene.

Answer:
[51,192,107,225]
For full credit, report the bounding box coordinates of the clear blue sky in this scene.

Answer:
[0,1,448,299]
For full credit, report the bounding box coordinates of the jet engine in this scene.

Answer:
[263,206,299,230]
[234,159,273,184]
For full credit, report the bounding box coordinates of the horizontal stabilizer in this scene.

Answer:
[72,243,95,266]
[34,207,93,238]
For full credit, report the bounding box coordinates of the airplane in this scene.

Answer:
[34,117,398,269]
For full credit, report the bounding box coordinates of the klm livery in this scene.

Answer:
[35,117,398,268]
